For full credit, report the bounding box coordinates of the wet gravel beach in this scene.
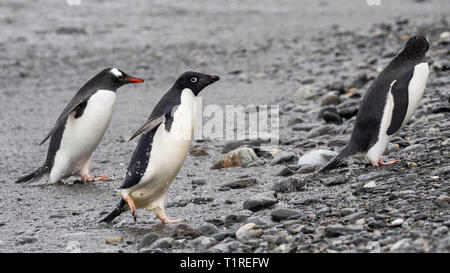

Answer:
[0,0,449,253]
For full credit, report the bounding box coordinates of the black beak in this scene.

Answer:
[210,75,220,83]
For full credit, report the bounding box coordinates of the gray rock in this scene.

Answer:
[172,223,201,239]
[390,218,404,227]
[189,236,217,250]
[340,208,356,217]
[272,177,305,193]
[324,175,347,186]
[224,210,252,226]
[192,179,207,186]
[212,232,234,241]
[401,144,425,153]
[138,233,160,250]
[343,211,367,222]
[198,223,219,236]
[390,238,412,252]
[273,166,294,177]
[292,123,319,131]
[211,147,259,169]
[270,151,297,165]
[235,223,262,242]
[150,237,176,249]
[325,224,364,237]
[293,85,315,100]
[222,178,257,189]
[363,181,377,188]
[221,140,261,154]
[436,195,450,207]
[271,208,302,221]
[243,191,278,211]
[308,125,336,138]
[298,149,338,166]
[321,91,340,106]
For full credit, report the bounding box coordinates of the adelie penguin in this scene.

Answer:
[101,71,220,224]
[320,35,430,172]
[16,68,144,184]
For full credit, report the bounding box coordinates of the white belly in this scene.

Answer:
[401,62,429,128]
[129,89,196,209]
[50,90,116,181]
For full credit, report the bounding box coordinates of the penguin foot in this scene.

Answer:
[156,210,183,224]
[378,159,401,165]
[81,174,109,182]
[122,195,137,222]
[94,174,110,181]
[81,174,94,182]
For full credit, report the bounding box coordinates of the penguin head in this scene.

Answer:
[403,35,430,57]
[97,67,144,90]
[173,71,220,95]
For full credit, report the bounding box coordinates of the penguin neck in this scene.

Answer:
[392,50,426,66]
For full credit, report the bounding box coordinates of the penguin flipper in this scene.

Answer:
[40,93,93,145]
[129,115,165,141]
[100,199,126,223]
[319,145,356,173]
[386,69,414,135]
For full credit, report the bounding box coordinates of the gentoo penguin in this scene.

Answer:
[16,68,144,184]
[320,35,430,172]
[101,71,220,223]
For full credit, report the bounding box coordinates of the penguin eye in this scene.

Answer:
[190,77,198,83]
[118,75,123,80]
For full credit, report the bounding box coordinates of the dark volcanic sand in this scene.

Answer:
[0,0,449,252]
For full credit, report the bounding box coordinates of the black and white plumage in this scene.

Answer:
[101,71,220,224]
[16,68,144,184]
[320,35,430,172]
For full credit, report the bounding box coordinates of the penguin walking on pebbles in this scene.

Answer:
[101,71,220,224]
[16,68,144,184]
[320,35,430,172]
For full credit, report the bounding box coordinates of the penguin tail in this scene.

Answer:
[15,166,46,183]
[100,199,126,223]
[319,145,356,173]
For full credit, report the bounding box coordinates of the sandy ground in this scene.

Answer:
[0,0,449,252]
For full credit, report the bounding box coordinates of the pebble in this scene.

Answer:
[272,177,305,193]
[211,147,259,169]
[149,237,176,250]
[222,178,257,189]
[235,223,262,242]
[172,224,201,239]
[363,181,377,188]
[298,149,338,166]
[270,151,297,165]
[273,166,294,177]
[198,223,219,236]
[308,125,336,138]
[325,224,364,237]
[139,233,160,250]
[390,218,404,227]
[105,237,123,244]
[293,85,315,100]
[436,195,450,207]
[243,191,278,211]
[270,208,302,222]
[221,140,261,154]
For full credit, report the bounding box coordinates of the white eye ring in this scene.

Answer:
[190,77,198,83]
